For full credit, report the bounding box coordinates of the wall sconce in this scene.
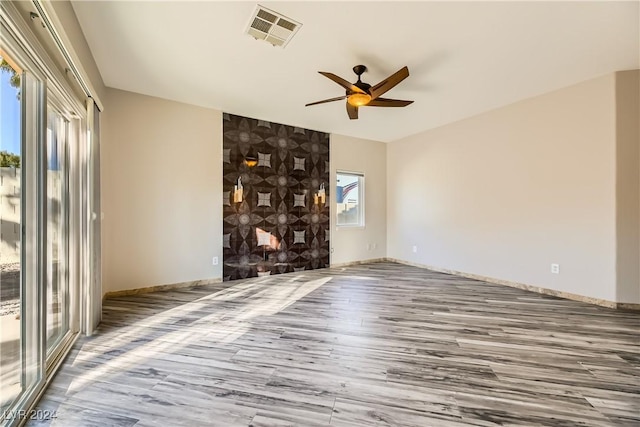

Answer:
[244,148,258,168]
[314,183,326,205]
[244,156,258,168]
[234,152,257,204]
[233,176,243,203]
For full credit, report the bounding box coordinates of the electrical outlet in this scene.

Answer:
[551,263,559,274]
[212,257,219,266]
[373,243,377,250]
[412,245,418,253]
[367,243,372,251]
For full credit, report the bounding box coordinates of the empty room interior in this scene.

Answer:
[0,1,639,426]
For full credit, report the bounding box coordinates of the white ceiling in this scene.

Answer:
[71,1,639,143]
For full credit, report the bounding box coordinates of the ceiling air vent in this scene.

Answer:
[245,5,301,48]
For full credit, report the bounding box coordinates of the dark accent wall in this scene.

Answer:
[222,114,330,281]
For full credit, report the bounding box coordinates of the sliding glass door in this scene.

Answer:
[1,6,85,424]
[45,107,70,354]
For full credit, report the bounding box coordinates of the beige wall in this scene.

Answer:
[615,70,640,303]
[387,74,619,302]
[102,90,386,292]
[103,88,222,293]
[330,134,387,265]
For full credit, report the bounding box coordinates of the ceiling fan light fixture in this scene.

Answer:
[347,93,371,107]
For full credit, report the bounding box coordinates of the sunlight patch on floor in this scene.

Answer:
[67,276,332,394]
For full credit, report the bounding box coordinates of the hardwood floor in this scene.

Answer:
[29,262,639,426]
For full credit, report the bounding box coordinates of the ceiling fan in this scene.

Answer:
[305,65,413,120]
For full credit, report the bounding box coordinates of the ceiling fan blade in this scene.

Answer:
[369,66,410,100]
[366,98,414,107]
[346,102,358,120]
[319,72,366,94]
[305,96,347,107]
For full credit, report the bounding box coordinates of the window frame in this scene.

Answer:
[336,170,365,228]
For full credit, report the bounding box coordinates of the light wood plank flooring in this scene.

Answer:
[29,262,639,426]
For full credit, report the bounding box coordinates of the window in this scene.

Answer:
[336,172,364,227]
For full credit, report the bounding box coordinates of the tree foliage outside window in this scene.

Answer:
[1,58,21,98]
[0,150,21,168]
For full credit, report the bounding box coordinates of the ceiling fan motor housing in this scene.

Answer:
[348,81,371,95]
[349,65,371,94]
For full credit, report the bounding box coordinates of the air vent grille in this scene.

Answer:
[256,9,277,23]
[277,19,296,31]
[251,17,272,33]
[245,5,301,48]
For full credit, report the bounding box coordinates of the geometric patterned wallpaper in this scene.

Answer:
[222,113,330,281]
